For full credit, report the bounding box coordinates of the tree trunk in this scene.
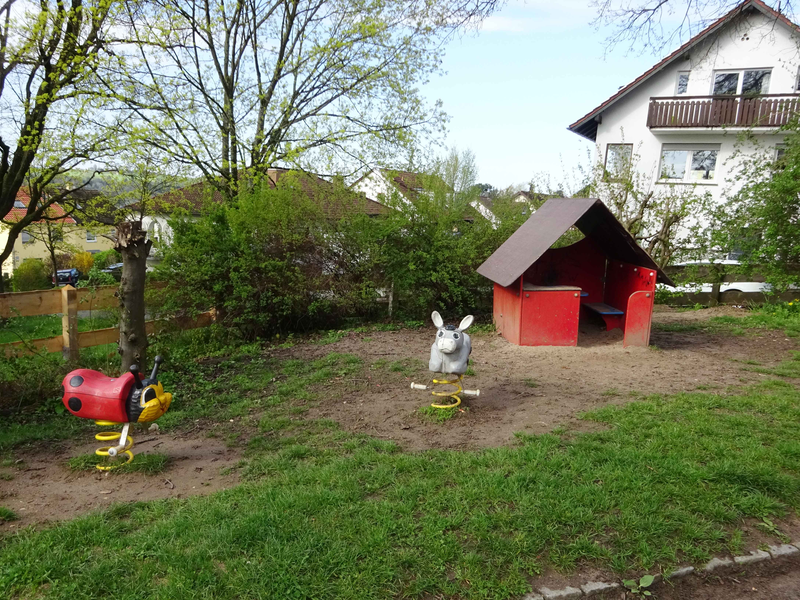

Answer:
[115,222,152,373]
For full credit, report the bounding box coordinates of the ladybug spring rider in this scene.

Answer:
[62,356,173,470]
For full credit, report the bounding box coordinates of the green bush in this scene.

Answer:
[91,248,122,270]
[0,351,65,415]
[158,174,383,338]
[12,259,51,291]
[79,266,116,287]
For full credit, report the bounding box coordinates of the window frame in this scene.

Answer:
[711,68,772,96]
[603,143,633,182]
[658,144,720,184]
[676,71,690,95]
[86,231,97,243]
[20,231,32,244]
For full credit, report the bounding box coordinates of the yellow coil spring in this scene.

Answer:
[94,420,134,471]
[430,374,463,409]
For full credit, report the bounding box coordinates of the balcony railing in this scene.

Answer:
[647,94,800,128]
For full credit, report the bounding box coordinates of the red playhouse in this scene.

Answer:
[477,197,674,348]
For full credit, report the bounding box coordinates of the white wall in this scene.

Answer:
[595,10,800,206]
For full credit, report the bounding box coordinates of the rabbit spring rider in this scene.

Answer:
[411,311,480,409]
[61,357,173,470]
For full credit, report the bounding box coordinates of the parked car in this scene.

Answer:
[53,268,80,287]
[100,262,123,281]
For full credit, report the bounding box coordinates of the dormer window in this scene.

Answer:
[13,200,25,208]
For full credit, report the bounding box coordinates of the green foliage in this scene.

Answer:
[158,174,383,337]
[711,128,800,291]
[90,249,122,270]
[78,266,116,287]
[417,404,465,423]
[0,351,65,416]
[0,506,18,522]
[11,259,51,291]
[374,160,529,319]
[623,574,655,595]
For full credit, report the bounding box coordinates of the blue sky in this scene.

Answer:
[423,0,664,190]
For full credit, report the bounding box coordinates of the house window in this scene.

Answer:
[604,143,633,180]
[659,145,719,182]
[13,200,25,208]
[713,69,770,95]
[20,231,32,244]
[775,145,788,169]
[86,231,96,242]
[676,71,689,95]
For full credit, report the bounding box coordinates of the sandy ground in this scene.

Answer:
[297,306,798,451]
[2,306,797,535]
[1,433,240,530]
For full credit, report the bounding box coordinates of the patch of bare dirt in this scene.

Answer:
[0,434,240,530]
[296,310,797,451]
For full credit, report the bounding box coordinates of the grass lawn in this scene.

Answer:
[1,308,799,599]
[0,314,117,344]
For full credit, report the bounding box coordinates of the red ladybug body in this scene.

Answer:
[62,370,143,423]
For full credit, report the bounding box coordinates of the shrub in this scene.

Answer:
[12,259,51,291]
[72,251,94,274]
[158,174,382,337]
[91,248,122,270]
[79,266,117,287]
[0,351,65,415]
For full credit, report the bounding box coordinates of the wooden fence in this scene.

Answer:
[0,284,214,359]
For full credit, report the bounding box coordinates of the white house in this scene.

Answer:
[353,168,499,225]
[568,0,800,208]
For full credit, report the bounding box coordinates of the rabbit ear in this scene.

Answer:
[458,315,474,332]
[431,311,444,328]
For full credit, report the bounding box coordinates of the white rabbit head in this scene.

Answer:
[431,311,474,354]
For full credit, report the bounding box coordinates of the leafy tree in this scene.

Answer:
[24,210,80,284]
[0,0,122,291]
[113,0,501,200]
[709,129,800,291]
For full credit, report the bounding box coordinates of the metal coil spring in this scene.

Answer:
[94,421,134,470]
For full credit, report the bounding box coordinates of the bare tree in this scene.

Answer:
[592,0,795,54]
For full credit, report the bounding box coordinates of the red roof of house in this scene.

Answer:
[3,188,77,224]
[568,0,799,141]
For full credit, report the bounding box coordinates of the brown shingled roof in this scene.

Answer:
[477,197,673,287]
[568,0,799,141]
[150,169,390,218]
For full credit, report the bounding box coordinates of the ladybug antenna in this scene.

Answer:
[149,355,163,381]
[130,364,143,389]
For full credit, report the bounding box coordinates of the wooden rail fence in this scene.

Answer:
[647,94,800,129]
[0,284,214,359]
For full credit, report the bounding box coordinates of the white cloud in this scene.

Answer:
[479,1,597,34]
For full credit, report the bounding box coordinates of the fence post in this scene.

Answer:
[61,285,79,361]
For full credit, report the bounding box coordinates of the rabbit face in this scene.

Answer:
[436,326,462,354]
[431,312,474,355]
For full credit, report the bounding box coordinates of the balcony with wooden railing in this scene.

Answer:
[647,94,800,129]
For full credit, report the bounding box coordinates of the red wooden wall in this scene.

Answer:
[493,282,522,345]
[523,237,606,303]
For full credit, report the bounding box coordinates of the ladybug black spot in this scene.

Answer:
[68,397,82,412]
[69,375,84,387]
